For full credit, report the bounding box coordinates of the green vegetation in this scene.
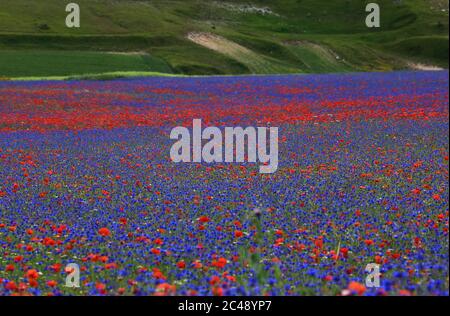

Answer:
[8,71,180,81]
[0,0,448,77]
[0,50,172,77]
[384,36,449,67]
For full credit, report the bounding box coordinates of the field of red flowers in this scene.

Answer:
[0,71,448,296]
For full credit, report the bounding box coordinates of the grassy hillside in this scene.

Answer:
[0,0,448,77]
[0,50,173,77]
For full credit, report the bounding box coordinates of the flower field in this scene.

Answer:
[0,71,448,296]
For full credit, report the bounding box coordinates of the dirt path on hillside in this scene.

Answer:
[187,32,254,58]
[408,62,444,71]
[284,40,342,62]
[186,32,280,73]
[106,51,147,56]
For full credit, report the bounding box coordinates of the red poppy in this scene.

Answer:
[119,218,127,225]
[212,257,227,269]
[212,287,223,296]
[375,255,383,264]
[192,260,202,269]
[348,281,366,295]
[314,237,323,249]
[151,248,161,255]
[26,269,39,279]
[5,281,17,291]
[209,276,221,286]
[50,263,62,273]
[105,263,118,270]
[46,280,57,287]
[399,289,412,296]
[152,268,166,280]
[39,192,48,198]
[98,227,111,237]
[198,216,210,223]
[96,282,107,294]
[154,283,176,296]
[364,239,374,246]
[5,264,15,272]
[154,238,163,245]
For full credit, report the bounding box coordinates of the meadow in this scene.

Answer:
[0,71,448,296]
[0,50,173,78]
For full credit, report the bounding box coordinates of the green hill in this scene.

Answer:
[0,0,448,78]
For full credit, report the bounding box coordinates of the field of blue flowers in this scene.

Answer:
[0,71,448,296]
